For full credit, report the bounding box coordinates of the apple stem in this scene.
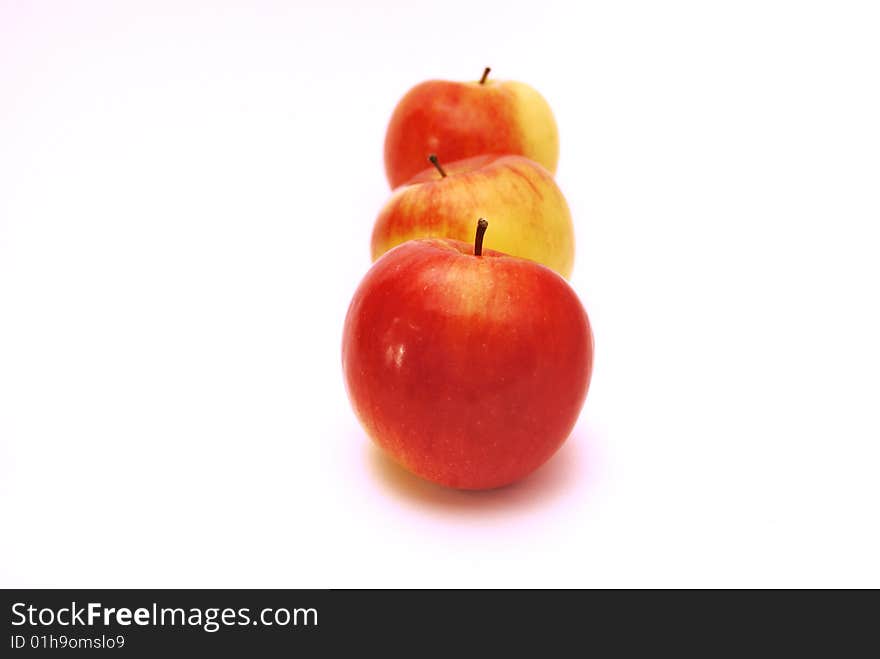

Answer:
[474,218,488,256]
[428,154,447,178]
[479,67,491,85]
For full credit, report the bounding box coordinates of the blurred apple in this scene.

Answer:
[343,220,593,490]
[384,68,559,188]
[372,153,575,278]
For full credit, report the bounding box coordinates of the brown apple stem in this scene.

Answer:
[428,154,447,178]
[479,67,491,85]
[474,218,489,256]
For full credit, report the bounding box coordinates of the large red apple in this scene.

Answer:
[342,221,593,490]
[384,68,559,189]
[372,153,575,279]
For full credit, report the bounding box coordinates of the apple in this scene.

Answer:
[371,153,575,279]
[384,67,559,189]
[343,220,593,490]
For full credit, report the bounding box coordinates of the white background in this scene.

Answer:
[1,0,878,588]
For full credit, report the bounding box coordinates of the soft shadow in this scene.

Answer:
[366,430,594,517]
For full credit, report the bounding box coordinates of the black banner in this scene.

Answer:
[1,589,875,654]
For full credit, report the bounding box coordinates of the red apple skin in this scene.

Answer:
[372,154,575,279]
[342,238,593,490]
[384,78,559,189]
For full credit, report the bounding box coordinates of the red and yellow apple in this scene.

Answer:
[384,68,559,188]
[372,153,575,279]
[343,222,593,490]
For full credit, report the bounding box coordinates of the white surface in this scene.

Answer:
[1,0,879,588]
